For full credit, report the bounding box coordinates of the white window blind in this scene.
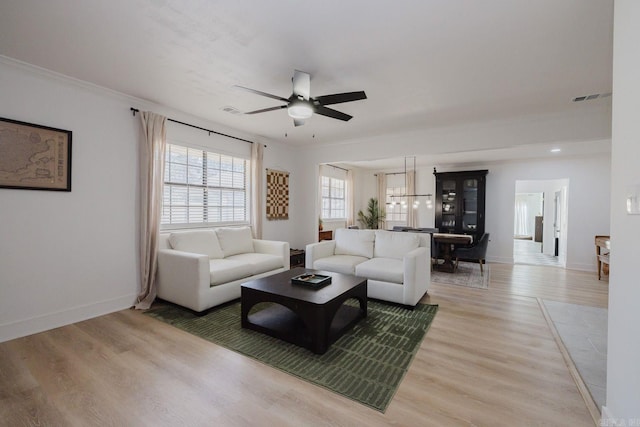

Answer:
[321,176,346,219]
[162,143,249,227]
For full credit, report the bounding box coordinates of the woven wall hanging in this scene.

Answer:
[266,169,289,220]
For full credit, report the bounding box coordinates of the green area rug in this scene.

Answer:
[145,300,438,412]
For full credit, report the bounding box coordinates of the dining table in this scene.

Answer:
[432,233,474,273]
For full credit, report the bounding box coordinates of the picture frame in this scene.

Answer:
[0,117,72,191]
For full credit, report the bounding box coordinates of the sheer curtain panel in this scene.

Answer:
[376,172,387,230]
[135,111,167,309]
[251,142,264,238]
[346,169,355,226]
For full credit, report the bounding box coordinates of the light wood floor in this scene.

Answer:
[0,263,608,426]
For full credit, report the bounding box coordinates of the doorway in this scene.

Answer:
[513,179,568,267]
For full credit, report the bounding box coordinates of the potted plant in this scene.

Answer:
[357,198,386,229]
[318,217,323,231]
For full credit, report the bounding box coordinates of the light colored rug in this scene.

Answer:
[431,261,489,289]
[542,299,607,410]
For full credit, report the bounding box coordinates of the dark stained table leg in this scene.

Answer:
[435,243,456,273]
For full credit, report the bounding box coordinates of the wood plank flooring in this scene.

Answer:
[0,263,608,426]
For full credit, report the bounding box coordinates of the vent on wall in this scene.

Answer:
[573,93,611,102]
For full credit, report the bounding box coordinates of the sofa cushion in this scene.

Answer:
[215,227,254,257]
[313,254,368,275]
[374,230,420,260]
[226,253,284,275]
[209,259,253,286]
[169,230,224,259]
[355,257,404,284]
[334,229,375,258]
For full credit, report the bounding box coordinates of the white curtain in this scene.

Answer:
[514,198,529,236]
[346,169,355,226]
[406,170,417,228]
[251,142,264,239]
[135,111,167,310]
[376,172,387,230]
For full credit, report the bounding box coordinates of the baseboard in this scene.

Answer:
[566,262,598,272]
[486,255,513,264]
[0,293,137,343]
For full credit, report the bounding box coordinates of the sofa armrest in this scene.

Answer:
[253,239,290,270]
[402,246,430,305]
[305,240,336,268]
[157,249,210,311]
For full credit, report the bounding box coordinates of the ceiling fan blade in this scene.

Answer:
[233,85,289,102]
[314,105,353,121]
[292,70,310,100]
[244,105,287,115]
[293,118,305,127]
[314,91,367,106]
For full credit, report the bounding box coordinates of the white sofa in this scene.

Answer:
[305,228,430,306]
[157,227,290,312]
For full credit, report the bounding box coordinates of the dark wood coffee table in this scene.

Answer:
[241,267,367,354]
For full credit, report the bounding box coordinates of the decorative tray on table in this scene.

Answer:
[291,273,332,288]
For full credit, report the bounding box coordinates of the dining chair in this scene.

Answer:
[453,233,490,275]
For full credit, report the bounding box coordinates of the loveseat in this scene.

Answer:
[305,228,430,306]
[157,227,289,312]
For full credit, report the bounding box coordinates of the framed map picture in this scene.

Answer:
[0,117,72,191]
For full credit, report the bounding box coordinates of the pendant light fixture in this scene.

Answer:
[388,156,433,210]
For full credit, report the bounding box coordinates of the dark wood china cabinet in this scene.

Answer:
[434,169,488,242]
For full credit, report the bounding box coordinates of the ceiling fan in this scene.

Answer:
[234,70,367,127]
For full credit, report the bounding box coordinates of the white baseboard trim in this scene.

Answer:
[486,256,514,264]
[566,262,598,272]
[0,293,137,343]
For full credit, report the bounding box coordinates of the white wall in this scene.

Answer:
[484,157,609,269]
[605,0,640,421]
[0,60,139,341]
[0,58,292,341]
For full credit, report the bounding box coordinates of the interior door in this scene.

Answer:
[554,190,561,257]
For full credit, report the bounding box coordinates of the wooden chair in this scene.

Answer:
[595,235,610,280]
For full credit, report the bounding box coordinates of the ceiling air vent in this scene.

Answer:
[573,92,611,102]
[222,106,242,115]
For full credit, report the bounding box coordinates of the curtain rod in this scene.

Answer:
[326,163,349,172]
[130,108,265,147]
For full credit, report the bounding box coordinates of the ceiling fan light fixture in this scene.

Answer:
[287,100,313,119]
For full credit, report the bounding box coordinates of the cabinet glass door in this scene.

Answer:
[441,179,457,231]
[462,178,478,232]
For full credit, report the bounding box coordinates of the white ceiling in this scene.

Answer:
[0,0,613,150]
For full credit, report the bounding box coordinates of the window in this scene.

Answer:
[321,176,346,219]
[386,185,408,221]
[162,143,249,227]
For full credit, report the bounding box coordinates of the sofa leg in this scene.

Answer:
[479,260,484,276]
